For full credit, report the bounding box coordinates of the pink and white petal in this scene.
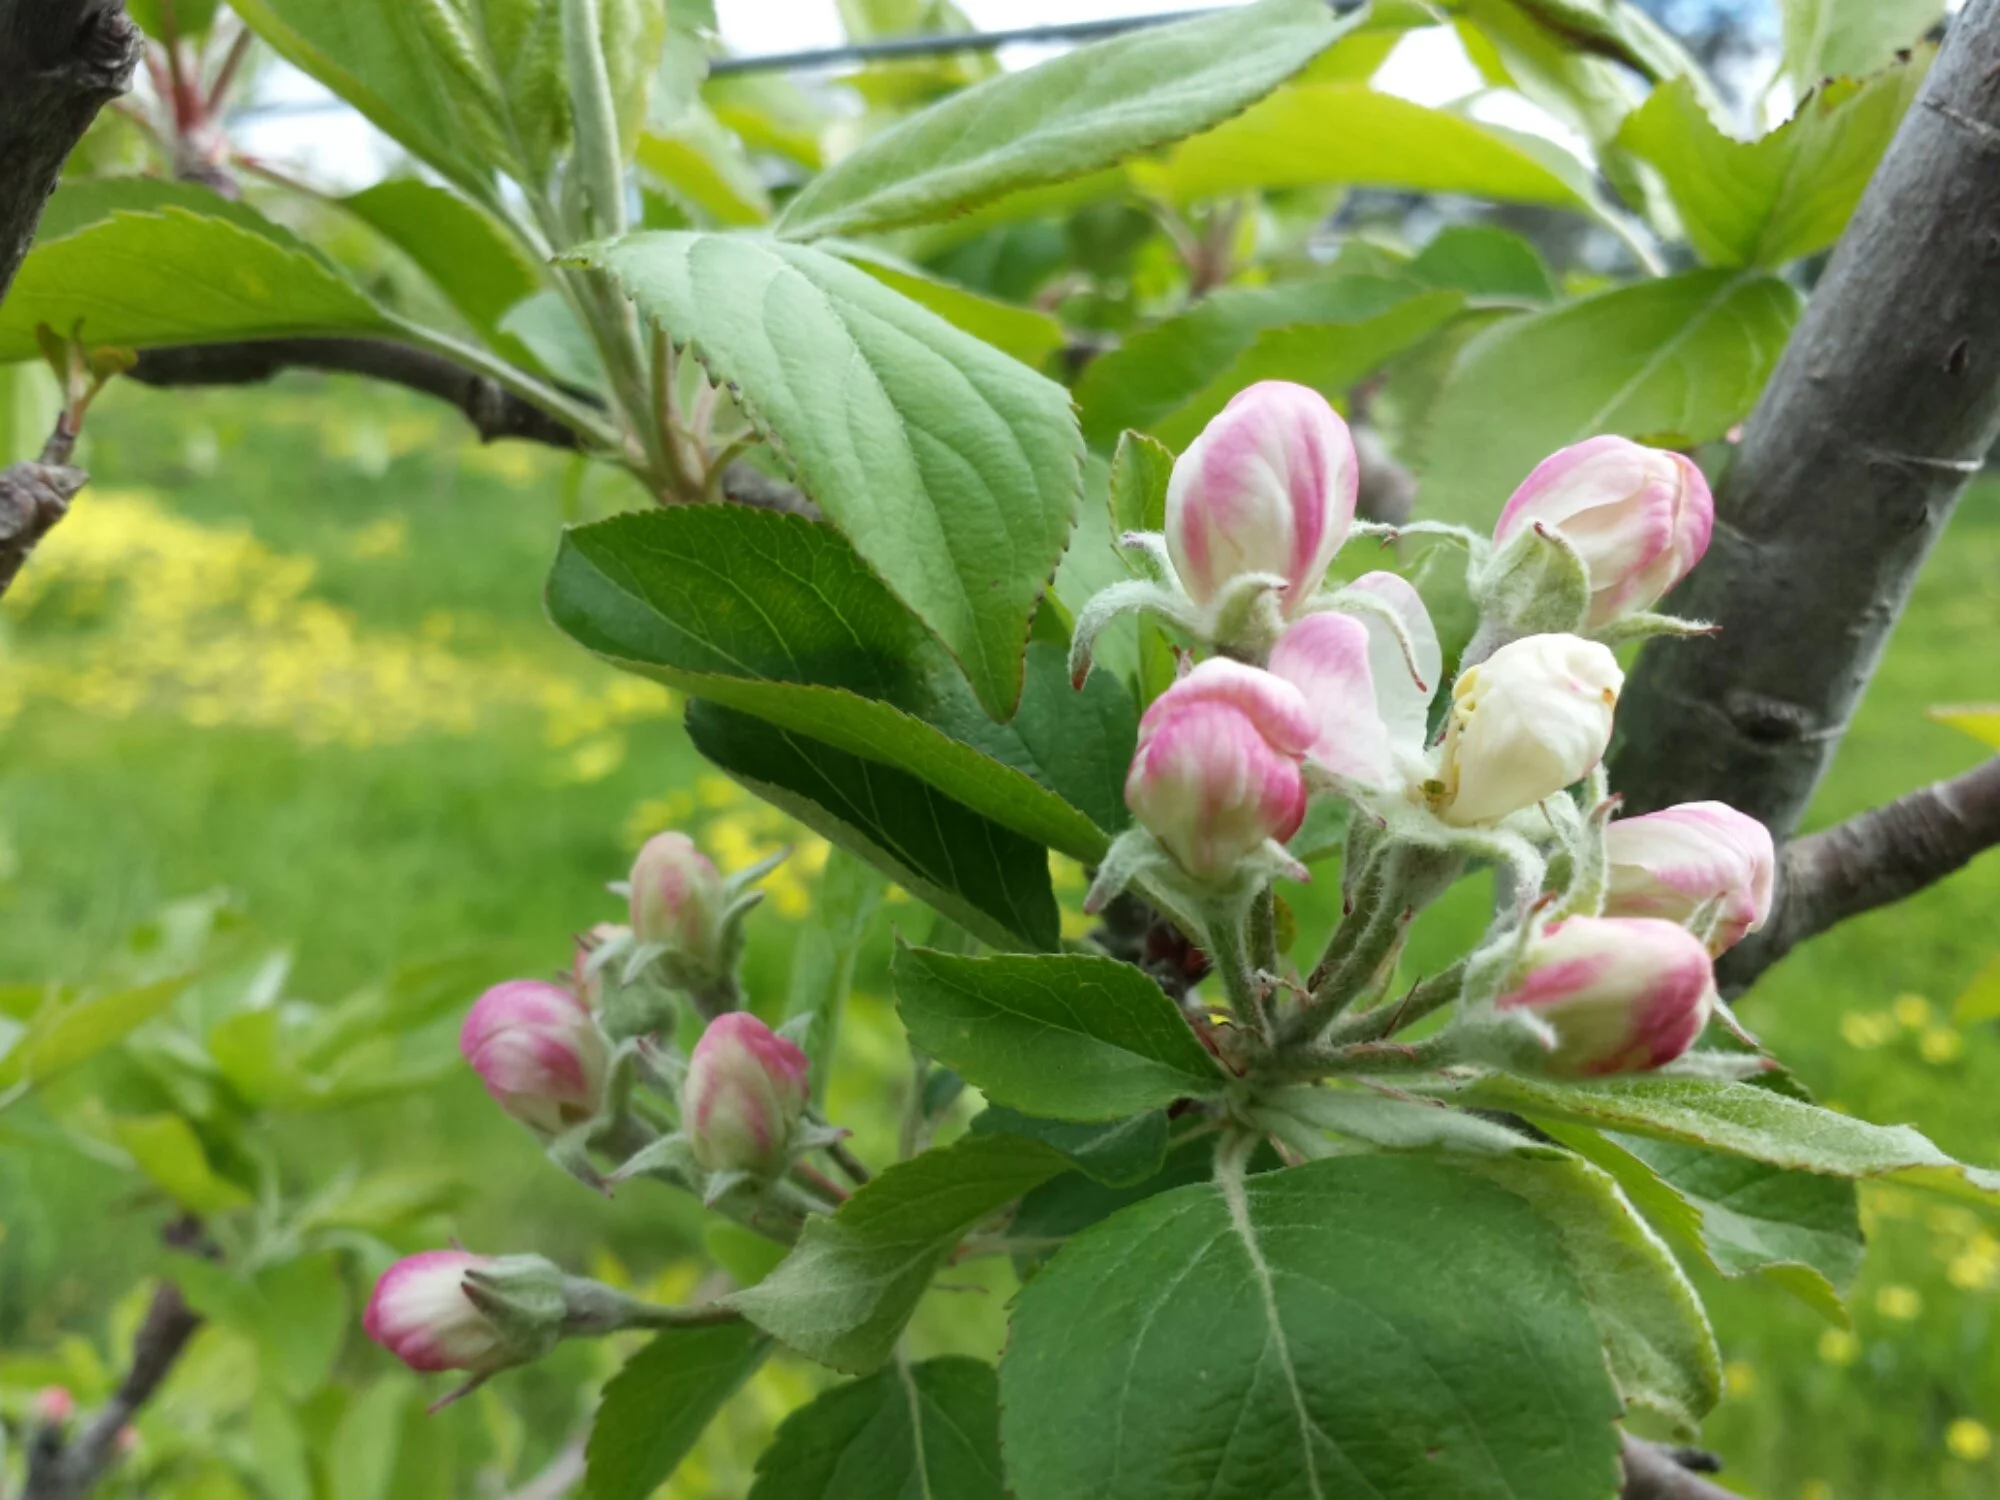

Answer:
[1269,613,1394,786]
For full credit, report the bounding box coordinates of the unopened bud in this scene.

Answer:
[1605,802,1775,954]
[1124,659,1315,881]
[1165,381,1358,618]
[1437,634,1620,825]
[31,1387,75,1425]
[630,832,727,974]
[460,980,609,1136]
[1498,916,1717,1075]
[364,1252,555,1375]
[571,922,630,1009]
[1494,437,1713,628]
[684,1013,810,1178]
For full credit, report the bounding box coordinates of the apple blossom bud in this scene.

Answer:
[31,1387,75,1425]
[1165,381,1358,618]
[630,832,727,973]
[1494,436,1713,628]
[1124,659,1316,880]
[364,1252,518,1374]
[684,1013,811,1177]
[460,980,609,1136]
[571,922,630,1009]
[1605,802,1775,954]
[1498,916,1717,1075]
[1437,634,1621,825]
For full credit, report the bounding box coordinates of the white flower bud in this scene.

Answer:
[1437,634,1621,825]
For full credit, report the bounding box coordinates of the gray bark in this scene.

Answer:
[1610,0,2000,838]
[0,0,140,302]
[1621,1437,1738,1500]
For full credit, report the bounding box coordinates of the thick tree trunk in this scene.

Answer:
[0,0,140,301]
[1611,0,2000,837]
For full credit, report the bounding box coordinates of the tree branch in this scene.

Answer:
[1621,1437,1739,1500]
[1610,0,2000,839]
[0,0,141,302]
[1719,754,2000,989]
[0,429,87,598]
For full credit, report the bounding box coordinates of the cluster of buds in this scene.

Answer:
[1079,379,1770,1081]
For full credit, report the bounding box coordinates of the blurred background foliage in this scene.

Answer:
[3,0,1999,1497]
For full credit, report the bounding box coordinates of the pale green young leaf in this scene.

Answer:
[687,703,1061,953]
[126,0,224,37]
[1410,223,1558,303]
[1417,269,1801,523]
[0,208,393,362]
[341,179,543,338]
[830,243,1067,370]
[748,1358,1006,1500]
[638,110,772,226]
[1618,59,1928,268]
[546,508,1134,860]
[584,1324,770,1500]
[729,1135,1071,1372]
[569,232,1082,720]
[775,0,1349,240]
[1780,0,1942,94]
[893,947,1224,1121]
[1107,430,1174,537]
[0,975,189,1088]
[112,1114,252,1215]
[1002,1155,1623,1500]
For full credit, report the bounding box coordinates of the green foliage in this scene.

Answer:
[892,946,1223,1119]
[1780,0,1945,94]
[776,0,1350,240]
[585,1325,771,1500]
[1001,1155,1624,1500]
[341,179,544,341]
[567,232,1083,719]
[748,1357,1006,1500]
[966,1106,1170,1189]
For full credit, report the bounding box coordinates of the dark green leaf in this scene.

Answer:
[1001,1155,1623,1500]
[729,1134,1070,1372]
[1410,223,1557,302]
[569,232,1082,719]
[1618,63,1926,268]
[548,508,1133,858]
[687,702,1061,953]
[775,0,1349,240]
[1417,269,1801,524]
[968,1106,1170,1188]
[1008,1131,1220,1247]
[747,1357,1005,1500]
[584,1323,770,1500]
[893,947,1223,1120]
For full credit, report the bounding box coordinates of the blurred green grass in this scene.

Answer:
[2,374,1998,1497]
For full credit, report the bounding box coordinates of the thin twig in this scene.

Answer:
[1621,1436,1738,1499]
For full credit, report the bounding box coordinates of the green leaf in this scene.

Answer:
[1448,1072,2000,1205]
[1077,276,1460,450]
[968,1106,1169,1189]
[1001,1155,1622,1500]
[774,0,1349,240]
[341,179,543,339]
[729,1134,1070,1372]
[253,1254,353,1400]
[1410,223,1558,303]
[1465,1153,1721,1436]
[1547,1123,1864,1323]
[1140,83,1604,209]
[547,507,1133,860]
[892,947,1223,1120]
[747,1357,1006,1500]
[686,702,1061,953]
[1107,430,1174,536]
[583,1323,770,1500]
[1417,269,1802,524]
[1618,62,1926,268]
[0,975,189,1088]
[1780,0,1942,94]
[329,1375,417,1500]
[638,111,773,226]
[112,1114,252,1214]
[1008,1131,1221,1247]
[0,204,391,362]
[127,0,223,38]
[831,243,1067,370]
[569,233,1082,719]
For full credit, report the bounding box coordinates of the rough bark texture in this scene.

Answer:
[1610,0,2000,837]
[0,0,141,302]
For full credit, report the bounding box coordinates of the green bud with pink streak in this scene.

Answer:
[684,1013,810,1177]
[1497,916,1717,1076]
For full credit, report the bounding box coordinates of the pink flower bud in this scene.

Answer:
[364,1252,513,1374]
[685,1014,811,1177]
[630,832,726,970]
[1605,801,1775,954]
[1495,436,1714,628]
[460,980,608,1136]
[1165,381,1358,618]
[571,922,630,1008]
[1124,659,1316,881]
[31,1387,75,1425]
[1437,634,1621,826]
[1498,916,1717,1076]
